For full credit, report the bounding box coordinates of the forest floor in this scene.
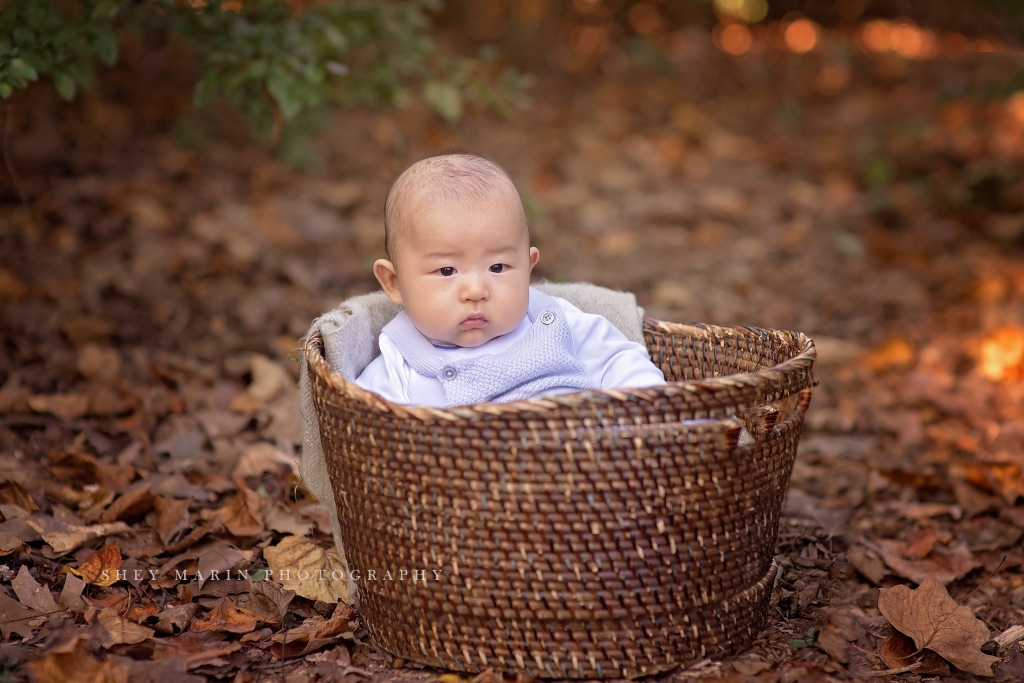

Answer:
[2,24,1024,683]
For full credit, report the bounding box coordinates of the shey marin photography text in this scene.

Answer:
[100,567,447,583]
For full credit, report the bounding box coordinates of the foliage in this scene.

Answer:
[0,0,532,140]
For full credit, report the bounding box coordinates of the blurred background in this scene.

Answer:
[2,0,1024,677]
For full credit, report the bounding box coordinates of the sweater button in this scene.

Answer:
[442,367,457,380]
[540,311,555,325]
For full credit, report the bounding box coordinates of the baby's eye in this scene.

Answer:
[438,267,455,276]
[489,264,506,273]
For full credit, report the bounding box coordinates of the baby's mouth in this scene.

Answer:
[459,314,487,330]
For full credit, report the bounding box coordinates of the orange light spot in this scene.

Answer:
[942,32,972,54]
[980,325,1024,381]
[1009,91,1024,126]
[890,23,922,58]
[716,23,753,55]
[628,3,662,34]
[860,20,891,53]
[570,25,610,55]
[784,18,819,54]
[222,0,242,9]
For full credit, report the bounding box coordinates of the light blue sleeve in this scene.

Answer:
[556,297,666,389]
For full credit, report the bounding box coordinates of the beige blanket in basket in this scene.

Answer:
[298,282,647,603]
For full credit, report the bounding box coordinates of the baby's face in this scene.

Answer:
[374,195,539,347]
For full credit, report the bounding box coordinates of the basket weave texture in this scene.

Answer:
[306,320,816,679]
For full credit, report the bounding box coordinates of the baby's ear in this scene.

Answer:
[528,247,540,271]
[373,259,403,305]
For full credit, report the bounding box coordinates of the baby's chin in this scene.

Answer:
[436,326,510,348]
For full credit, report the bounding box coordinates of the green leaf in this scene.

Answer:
[0,83,12,99]
[194,75,220,107]
[52,72,76,101]
[423,80,461,122]
[8,58,38,82]
[92,27,118,67]
[90,0,122,20]
[266,72,303,120]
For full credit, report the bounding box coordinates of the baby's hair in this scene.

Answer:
[384,151,528,264]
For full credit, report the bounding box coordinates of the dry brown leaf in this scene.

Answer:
[26,517,130,554]
[48,451,135,490]
[859,337,915,372]
[230,354,294,412]
[231,441,297,479]
[0,479,38,512]
[190,600,258,634]
[876,538,981,585]
[262,502,312,536]
[97,606,156,647]
[12,564,58,612]
[76,343,121,381]
[0,530,26,555]
[0,591,43,639]
[263,535,351,604]
[268,603,350,658]
[28,393,90,419]
[155,603,198,635]
[60,573,88,612]
[25,632,133,683]
[71,543,124,586]
[154,496,191,547]
[216,481,264,537]
[247,580,295,625]
[846,546,887,584]
[125,603,159,622]
[100,483,154,523]
[879,627,951,675]
[878,575,999,677]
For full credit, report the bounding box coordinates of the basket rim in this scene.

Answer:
[305,318,817,423]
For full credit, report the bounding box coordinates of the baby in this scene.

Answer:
[354,153,665,407]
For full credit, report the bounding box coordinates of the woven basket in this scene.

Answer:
[306,320,816,679]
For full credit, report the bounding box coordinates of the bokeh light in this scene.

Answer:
[714,0,769,25]
[570,25,610,55]
[858,19,939,59]
[784,18,820,53]
[715,23,754,55]
[980,326,1024,382]
[1009,92,1024,126]
[628,3,662,34]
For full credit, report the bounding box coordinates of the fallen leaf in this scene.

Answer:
[26,517,130,554]
[28,393,90,419]
[264,535,351,604]
[0,479,38,512]
[0,530,25,555]
[859,337,915,372]
[268,603,349,658]
[190,600,258,634]
[76,343,121,381]
[155,603,198,635]
[903,528,940,559]
[216,481,264,537]
[230,354,293,412]
[231,441,297,479]
[0,591,43,639]
[97,607,156,646]
[25,632,133,683]
[995,648,1024,682]
[60,574,88,612]
[879,627,950,675]
[71,543,124,586]
[48,451,135,490]
[878,574,999,676]
[12,565,59,612]
[100,482,154,523]
[153,629,229,660]
[125,603,159,622]
[847,546,887,584]
[262,503,312,536]
[154,496,192,547]
[876,538,981,585]
[247,580,295,625]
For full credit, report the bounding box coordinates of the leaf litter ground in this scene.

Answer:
[2,29,1024,683]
